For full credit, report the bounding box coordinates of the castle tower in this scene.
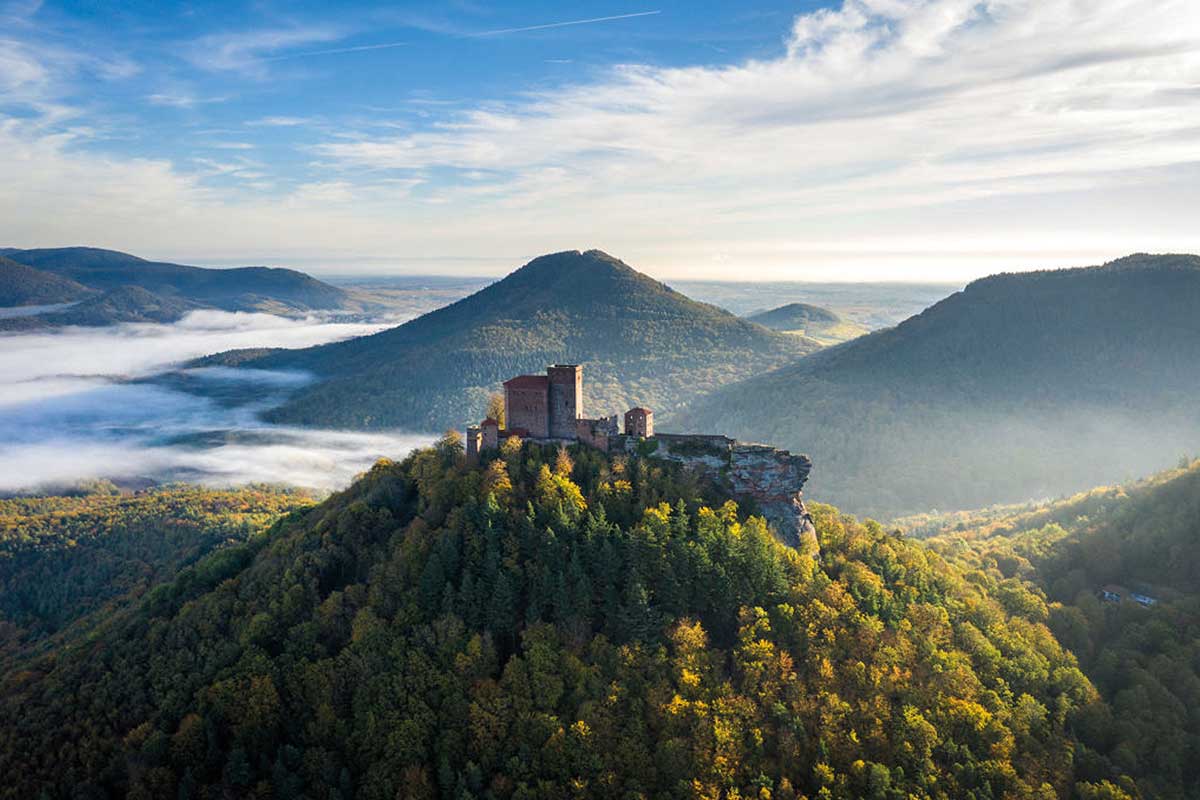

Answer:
[504,374,550,438]
[625,407,654,438]
[465,426,482,460]
[480,417,500,450]
[547,364,583,439]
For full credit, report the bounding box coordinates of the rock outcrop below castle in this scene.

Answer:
[645,434,817,553]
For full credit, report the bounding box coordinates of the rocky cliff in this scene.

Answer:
[647,434,817,553]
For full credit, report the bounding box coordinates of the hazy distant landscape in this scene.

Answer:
[4,1,1200,798]
[0,255,957,496]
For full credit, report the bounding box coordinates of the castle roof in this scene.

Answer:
[504,374,548,390]
[481,417,500,428]
[626,407,653,415]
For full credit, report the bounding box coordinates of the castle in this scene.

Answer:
[465,364,817,552]
[466,364,653,457]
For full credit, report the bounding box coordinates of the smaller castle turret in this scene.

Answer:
[624,407,653,438]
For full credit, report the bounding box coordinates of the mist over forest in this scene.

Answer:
[0,309,431,492]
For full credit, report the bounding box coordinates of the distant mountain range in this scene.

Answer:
[683,253,1200,516]
[0,247,352,326]
[202,249,819,430]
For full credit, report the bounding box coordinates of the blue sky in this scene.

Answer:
[28,2,817,193]
[3,0,1200,280]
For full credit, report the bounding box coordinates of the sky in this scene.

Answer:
[2,0,1199,281]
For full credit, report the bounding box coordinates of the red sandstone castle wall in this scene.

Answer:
[505,384,549,438]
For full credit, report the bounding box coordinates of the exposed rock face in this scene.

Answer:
[646,434,817,553]
[728,444,817,552]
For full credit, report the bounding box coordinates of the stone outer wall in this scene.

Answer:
[576,414,619,451]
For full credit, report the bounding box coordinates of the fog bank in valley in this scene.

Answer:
[0,310,432,493]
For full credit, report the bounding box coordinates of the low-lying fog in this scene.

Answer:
[0,310,433,493]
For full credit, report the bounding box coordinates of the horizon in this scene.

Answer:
[4,0,1199,281]
[2,242,1177,285]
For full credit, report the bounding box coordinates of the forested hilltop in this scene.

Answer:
[743,303,866,345]
[201,250,818,430]
[0,438,1137,799]
[681,253,1200,518]
[909,459,1200,799]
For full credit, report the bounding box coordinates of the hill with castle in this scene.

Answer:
[463,363,816,550]
[197,250,819,431]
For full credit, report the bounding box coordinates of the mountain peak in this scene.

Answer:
[213,248,815,431]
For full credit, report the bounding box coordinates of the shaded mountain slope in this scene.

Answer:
[0,256,94,306]
[0,286,203,331]
[682,254,1200,517]
[2,247,350,313]
[0,439,1105,799]
[207,249,819,430]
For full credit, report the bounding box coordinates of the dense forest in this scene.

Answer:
[0,438,1140,799]
[0,485,313,664]
[200,250,818,430]
[911,460,1200,799]
[682,253,1200,517]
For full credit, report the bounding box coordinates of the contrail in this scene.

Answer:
[262,10,661,61]
[263,41,411,61]
[471,10,661,37]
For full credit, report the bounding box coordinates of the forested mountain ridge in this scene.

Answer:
[0,438,1123,799]
[1,246,351,315]
[203,249,819,430]
[0,485,313,664]
[913,459,1200,799]
[0,285,204,331]
[0,255,95,306]
[680,253,1200,517]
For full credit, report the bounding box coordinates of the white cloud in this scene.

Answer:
[3,0,1200,280]
[246,115,311,126]
[187,25,344,74]
[146,91,228,108]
